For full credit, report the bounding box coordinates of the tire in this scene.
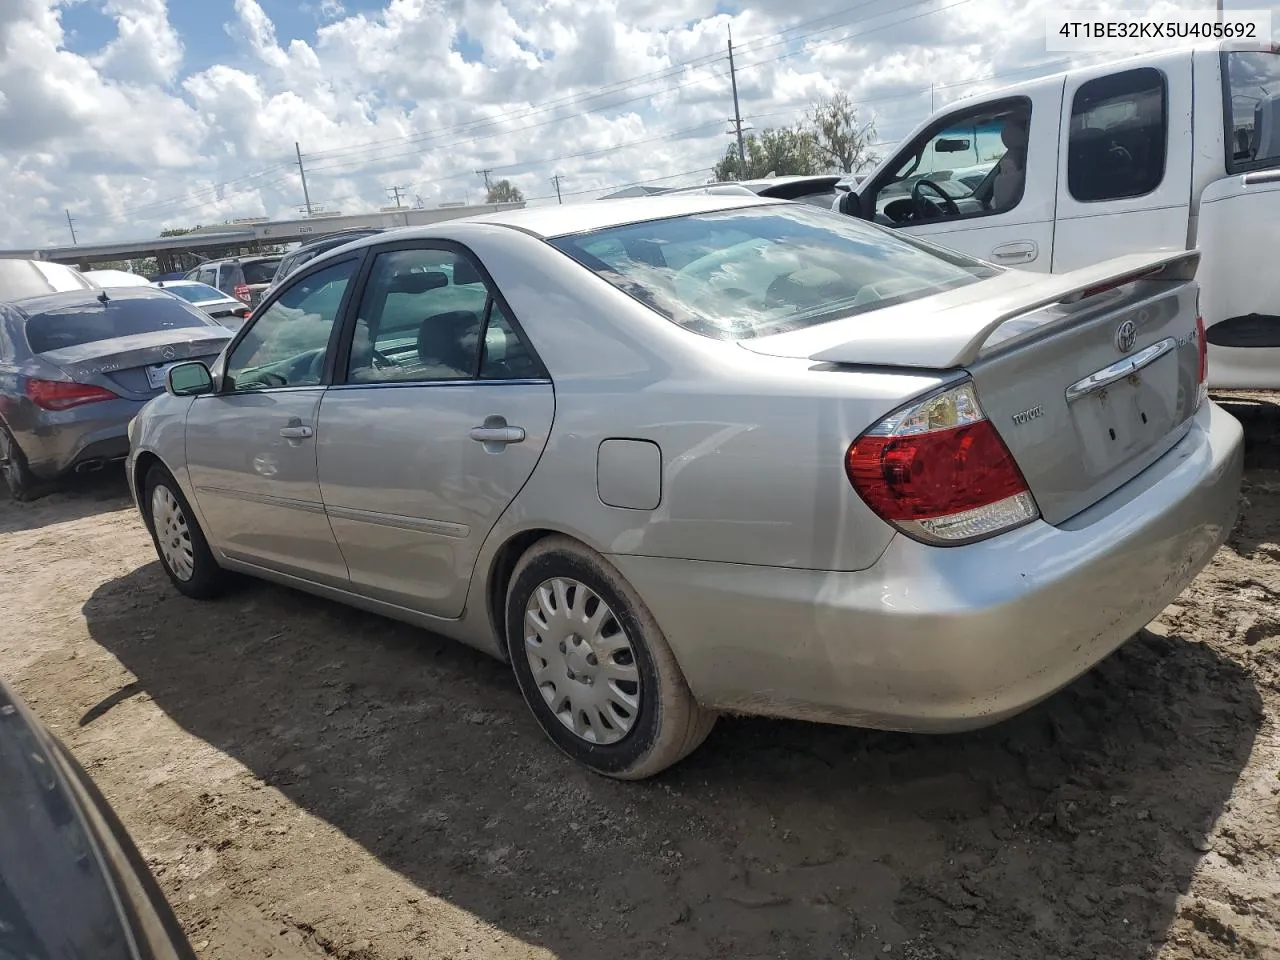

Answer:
[0,426,45,502]
[142,464,230,600]
[505,536,717,780]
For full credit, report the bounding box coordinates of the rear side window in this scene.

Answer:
[550,204,997,341]
[25,297,212,354]
[1223,49,1280,172]
[1068,67,1167,202]
[162,283,225,304]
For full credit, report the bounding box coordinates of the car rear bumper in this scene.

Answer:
[17,398,142,479]
[609,400,1243,732]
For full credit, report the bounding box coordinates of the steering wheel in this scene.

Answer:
[1108,143,1133,164]
[911,179,960,219]
[370,348,393,371]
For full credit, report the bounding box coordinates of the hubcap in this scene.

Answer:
[523,577,641,745]
[151,485,195,582]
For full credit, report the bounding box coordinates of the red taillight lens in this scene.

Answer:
[1194,315,1208,408]
[845,381,1039,544]
[25,378,118,411]
[233,284,251,303]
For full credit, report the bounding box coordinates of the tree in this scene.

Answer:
[805,92,879,175]
[712,126,821,182]
[486,179,524,203]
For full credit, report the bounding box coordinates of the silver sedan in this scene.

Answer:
[126,195,1243,779]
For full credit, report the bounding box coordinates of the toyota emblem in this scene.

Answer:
[161,346,177,361]
[1114,319,1137,354]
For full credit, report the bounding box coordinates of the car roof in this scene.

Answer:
[295,230,383,251]
[456,194,782,239]
[13,286,172,314]
[200,255,280,265]
[156,280,230,296]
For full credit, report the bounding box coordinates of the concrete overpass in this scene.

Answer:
[0,201,525,270]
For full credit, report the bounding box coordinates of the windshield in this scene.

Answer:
[243,260,281,285]
[549,204,997,340]
[162,283,227,304]
[25,296,212,353]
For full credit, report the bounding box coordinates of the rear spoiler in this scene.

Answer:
[740,249,1200,371]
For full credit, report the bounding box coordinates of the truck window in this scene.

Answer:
[1222,49,1280,173]
[1067,67,1167,203]
[862,99,1031,227]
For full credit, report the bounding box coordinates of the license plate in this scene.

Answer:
[146,362,179,390]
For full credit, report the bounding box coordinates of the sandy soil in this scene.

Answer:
[2,394,1280,960]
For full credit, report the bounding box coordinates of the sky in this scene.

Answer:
[0,0,1248,247]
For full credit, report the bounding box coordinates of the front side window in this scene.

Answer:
[550,204,998,341]
[867,100,1031,226]
[25,296,212,354]
[1068,68,1167,202]
[1223,49,1280,172]
[224,259,356,390]
[347,247,540,383]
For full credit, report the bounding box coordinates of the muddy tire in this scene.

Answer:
[0,426,45,502]
[505,536,716,779]
[143,464,230,600]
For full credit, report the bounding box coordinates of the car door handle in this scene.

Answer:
[990,241,1038,263]
[279,425,314,439]
[469,425,525,445]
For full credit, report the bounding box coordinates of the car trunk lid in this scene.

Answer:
[740,251,1203,526]
[39,330,232,400]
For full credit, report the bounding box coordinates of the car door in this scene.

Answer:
[858,87,1063,271]
[1051,59,1192,273]
[316,242,554,618]
[183,256,362,586]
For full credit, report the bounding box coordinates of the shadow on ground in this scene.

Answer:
[81,557,1261,959]
[0,468,131,534]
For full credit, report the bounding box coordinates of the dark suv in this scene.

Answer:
[183,255,281,307]
[266,230,384,294]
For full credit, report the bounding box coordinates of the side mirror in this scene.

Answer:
[166,361,213,397]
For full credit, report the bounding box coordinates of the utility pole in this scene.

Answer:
[65,209,77,245]
[550,174,564,204]
[295,142,313,217]
[1216,0,1224,21]
[727,25,747,170]
[475,168,494,192]
[931,82,936,113]
[386,184,409,208]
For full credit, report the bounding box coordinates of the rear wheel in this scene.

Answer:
[0,427,45,502]
[505,536,716,779]
[143,464,230,599]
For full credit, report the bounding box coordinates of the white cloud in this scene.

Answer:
[0,0,1240,247]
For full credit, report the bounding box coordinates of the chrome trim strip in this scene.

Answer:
[1064,337,1177,403]
[324,503,470,538]
[326,378,552,391]
[195,485,328,515]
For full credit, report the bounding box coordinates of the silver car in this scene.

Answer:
[1,288,232,499]
[126,196,1243,779]
[152,280,253,330]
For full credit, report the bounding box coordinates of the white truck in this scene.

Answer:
[834,40,1280,388]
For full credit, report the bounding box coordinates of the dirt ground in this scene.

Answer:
[3,396,1280,960]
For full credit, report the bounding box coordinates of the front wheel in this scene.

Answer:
[143,464,231,599]
[505,536,716,779]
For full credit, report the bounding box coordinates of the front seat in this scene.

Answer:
[989,119,1029,212]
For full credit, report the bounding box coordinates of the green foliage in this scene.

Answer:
[805,92,879,175]
[486,180,524,203]
[713,126,822,181]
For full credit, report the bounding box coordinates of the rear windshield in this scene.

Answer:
[1223,48,1280,171]
[163,283,226,304]
[549,203,997,340]
[25,297,212,354]
[243,260,281,285]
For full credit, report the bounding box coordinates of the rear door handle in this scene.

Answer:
[990,241,1038,264]
[279,425,314,439]
[469,425,525,444]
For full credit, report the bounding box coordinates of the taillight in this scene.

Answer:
[25,378,118,411]
[233,283,251,303]
[1195,315,1208,407]
[845,380,1039,545]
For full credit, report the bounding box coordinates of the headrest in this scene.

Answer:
[451,259,483,285]
[1001,121,1029,151]
[417,311,480,372]
[388,270,447,295]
